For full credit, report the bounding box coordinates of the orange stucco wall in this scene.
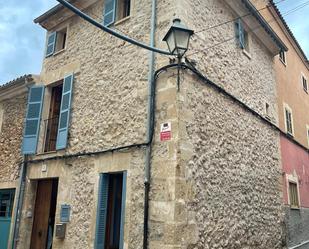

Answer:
[253,0,309,148]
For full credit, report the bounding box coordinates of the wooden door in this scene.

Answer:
[30,180,53,249]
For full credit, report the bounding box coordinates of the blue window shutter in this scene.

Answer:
[119,171,127,249]
[56,74,74,150]
[95,174,110,249]
[22,86,45,155]
[236,19,245,49]
[46,32,57,57]
[104,0,117,26]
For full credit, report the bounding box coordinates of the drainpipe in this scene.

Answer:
[143,0,157,248]
[11,156,27,249]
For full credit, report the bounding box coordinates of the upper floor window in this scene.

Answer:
[45,27,67,57]
[301,74,308,93]
[235,19,250,53]
[284,104,294,136]
[103,0,131,26]
[22,74,74,155]
[279,50,286,65]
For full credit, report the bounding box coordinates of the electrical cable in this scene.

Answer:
[187,0,309,57]
[55,0,171,55]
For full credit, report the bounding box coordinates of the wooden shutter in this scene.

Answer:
[56,74,74,150]
[46,32,57,57]
[104,0,117,26]
[22,86,45,155]
[119,171,127,249]
[236,19,245,49]
[95,174,110,249]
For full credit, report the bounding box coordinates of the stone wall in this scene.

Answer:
[17,0,287,248]
[0,94,27,182]
[177,0,278,123]
[38,0,177,154]
[176,72,285,249]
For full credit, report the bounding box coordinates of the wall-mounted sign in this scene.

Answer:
[160,122,172,141]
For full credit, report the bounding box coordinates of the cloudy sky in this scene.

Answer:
[0,0,308,85]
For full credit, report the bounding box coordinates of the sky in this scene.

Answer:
[0,0,308,85]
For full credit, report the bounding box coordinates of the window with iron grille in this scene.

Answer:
[285,107,293,136]
[289,182,299,208]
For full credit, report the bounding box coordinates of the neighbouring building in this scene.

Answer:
[0,0,293,249]
[252,1,309,248]
[0,75,37,249]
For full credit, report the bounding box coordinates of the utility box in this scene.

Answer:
[55,223,66,239]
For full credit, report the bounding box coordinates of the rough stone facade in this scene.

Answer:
[12,0,287,249]
[176,72,284,249]
[0,95,27,182]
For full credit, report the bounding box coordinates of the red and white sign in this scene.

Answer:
[160,122,172,141]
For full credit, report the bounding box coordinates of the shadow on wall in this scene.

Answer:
[285,207,309,249]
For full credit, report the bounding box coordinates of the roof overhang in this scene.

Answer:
[268,0,309,68]
[0,75,38,101]
[34,0,97,30]
[223,0,288,55]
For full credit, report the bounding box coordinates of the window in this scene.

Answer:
[22,74,74,155]
[265,102,270,119]
[279,50,286,64]
[95,172,127,249]
[284,105,293,136]
[307,126,309,147]
[45,27,67,57]
[44,83,63,152]
[0,189,15,218]
[103,0,131,26]
[289,182,299,208]
[301,74,308,93]
[235,19,249,52]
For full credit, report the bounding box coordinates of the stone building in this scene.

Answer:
[251,1,309,248]
[0,75,37,249]
[0,0,292,249]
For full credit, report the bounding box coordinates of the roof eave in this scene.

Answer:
[242,0,288,52]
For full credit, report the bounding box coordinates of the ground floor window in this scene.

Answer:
[0,189,15,249]
[95,172,127,249]
[289,181,299,209]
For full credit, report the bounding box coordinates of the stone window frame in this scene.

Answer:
[283,103,294,137]
[45,23,69,58]
[113,0,135,26]
[301,72,308,94]
[286,173,301,209]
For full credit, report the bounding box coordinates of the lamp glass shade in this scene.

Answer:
[166,30,176,55]
[163,18,194,57]
[174,29,190,56]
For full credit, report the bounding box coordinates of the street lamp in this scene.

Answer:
[163,18,194,58]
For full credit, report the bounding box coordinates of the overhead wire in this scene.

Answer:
[186,0,309,57]
[55,0,171,55]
